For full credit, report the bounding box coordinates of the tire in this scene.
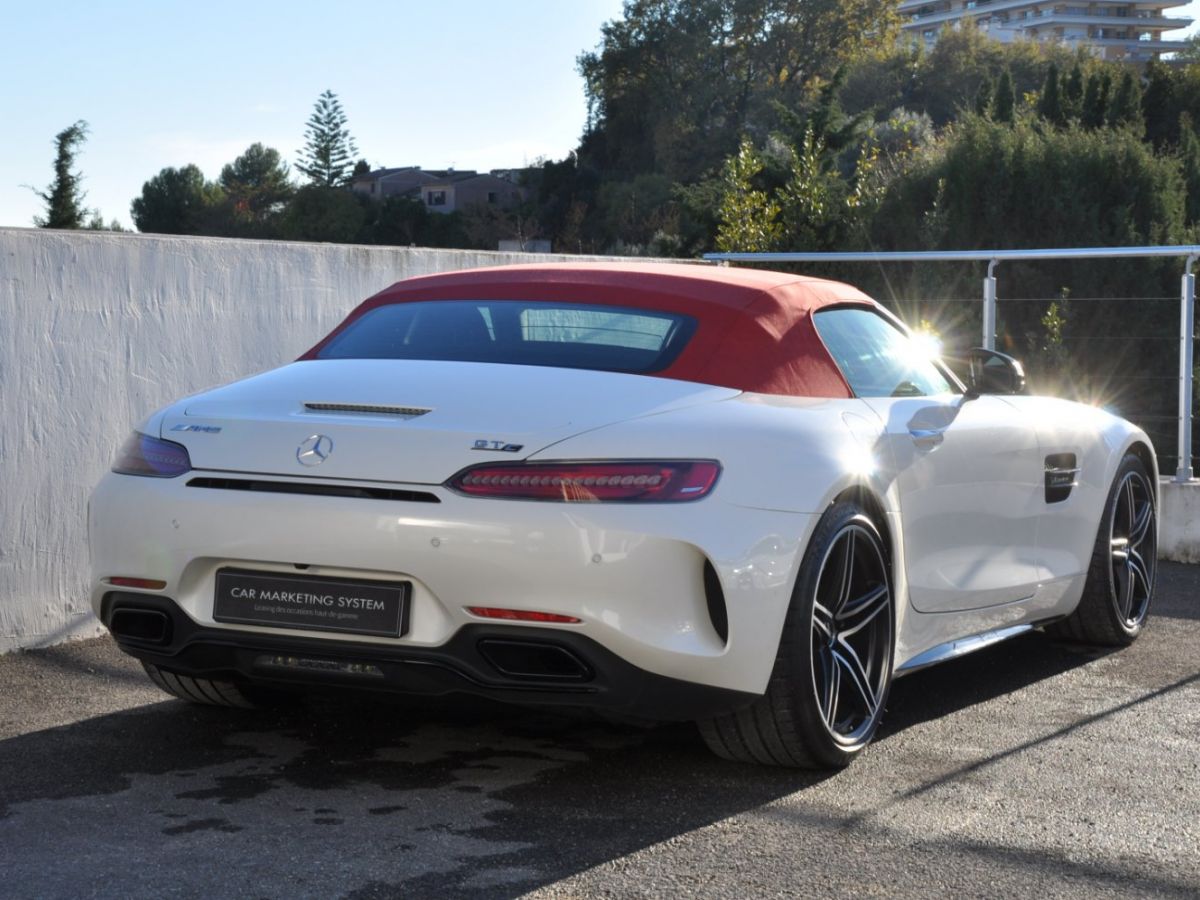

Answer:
[698,501,894,768]
[1049,453,1157,646]
[142,662,262,709]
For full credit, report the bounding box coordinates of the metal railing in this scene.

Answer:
[703,246,1200,482]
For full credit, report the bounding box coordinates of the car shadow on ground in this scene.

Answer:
[879,630,1112,736]
[0,627,1131,899]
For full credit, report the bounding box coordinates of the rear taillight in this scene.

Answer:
[112,432,192,478]
[447,460,720,503]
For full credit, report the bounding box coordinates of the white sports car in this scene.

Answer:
[89,263,1157,768]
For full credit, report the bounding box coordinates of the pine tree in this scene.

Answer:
[991,71,1015,125]
[34,120,89,228]
[219,143,293,233]
[1037,63,1064,127]
[130,165,224,234]
[296,90,360,188]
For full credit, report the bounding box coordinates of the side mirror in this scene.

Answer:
[966,348,1027,396]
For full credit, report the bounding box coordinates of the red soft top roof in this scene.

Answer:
[300,262,880,397]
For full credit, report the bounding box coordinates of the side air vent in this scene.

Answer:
[703,559,729,644]
[1045,453,1079,504]
[188,477,440,504]
[305,402,432,417]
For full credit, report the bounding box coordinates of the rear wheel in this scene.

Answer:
[142,662,265,709]
[699,501,894,768]
[1050,453,1156,646]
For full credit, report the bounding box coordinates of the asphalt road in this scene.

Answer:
[2,566,1198,900]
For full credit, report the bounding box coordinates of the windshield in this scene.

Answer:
[317,300,697,374]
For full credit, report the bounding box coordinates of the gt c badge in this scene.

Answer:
[297,434,334,466]
[472,439,524,453]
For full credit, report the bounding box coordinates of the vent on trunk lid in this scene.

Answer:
[304,402,432,417]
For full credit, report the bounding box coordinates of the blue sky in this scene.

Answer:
[2,0,1196,231]
[0,0,625,229]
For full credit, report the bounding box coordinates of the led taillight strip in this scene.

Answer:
[447,460,720,503]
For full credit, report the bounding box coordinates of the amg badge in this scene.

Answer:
[472,439,524,453]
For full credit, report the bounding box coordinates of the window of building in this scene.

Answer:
[427,191,446,206]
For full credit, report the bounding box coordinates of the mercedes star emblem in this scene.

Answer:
[297,434,333,466]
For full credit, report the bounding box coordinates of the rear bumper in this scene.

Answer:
[100,592,756,721]
[89,472,816,695]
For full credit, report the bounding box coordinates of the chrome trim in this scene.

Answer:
[1045,466,1080,478]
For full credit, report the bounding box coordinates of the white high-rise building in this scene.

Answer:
[899,2,1193,61]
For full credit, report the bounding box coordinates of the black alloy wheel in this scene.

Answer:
[1050,453,1157,646]
[698,501,894,768]
[1107,466,1156,632]
[810,521,893,748]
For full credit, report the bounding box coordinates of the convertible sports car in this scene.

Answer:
[89,262,1157,768]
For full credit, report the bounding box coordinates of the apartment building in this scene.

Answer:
[899,1,1193,61]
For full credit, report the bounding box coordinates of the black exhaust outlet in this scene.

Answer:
[477,639,593,682]
[109,608,172,645]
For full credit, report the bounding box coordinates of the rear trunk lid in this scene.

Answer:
[161,359,739,484]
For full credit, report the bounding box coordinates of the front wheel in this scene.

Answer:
[1050,453,1157,646]
[699,501,894,768]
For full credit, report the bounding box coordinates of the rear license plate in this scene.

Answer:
[214,568,409,637]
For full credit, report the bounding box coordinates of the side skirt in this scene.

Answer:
[894,619,1066,677]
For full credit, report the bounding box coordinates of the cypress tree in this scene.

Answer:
[991,71,1015,125]
[974,77,993,117]
[34,120,90,229]
[1143,60,1177,149]
[1180,113,1200,225]
[1081,72,1111,130]
[1037,63,1064,126]
[1064,63,1085,120]
[1108,69,1143,132]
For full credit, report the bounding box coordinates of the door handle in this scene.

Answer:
[909,428,944,447]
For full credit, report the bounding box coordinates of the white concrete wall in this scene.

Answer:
[2,227,1195,652]
[1159,478,1200,564]
[0,227,598,652]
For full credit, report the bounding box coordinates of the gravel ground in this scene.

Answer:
[1,565,1197,899]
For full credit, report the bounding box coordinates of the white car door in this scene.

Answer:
[864,394,1044,612]
[814,308,1044,613]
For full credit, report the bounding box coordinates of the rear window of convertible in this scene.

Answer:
[317,300,697,374]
